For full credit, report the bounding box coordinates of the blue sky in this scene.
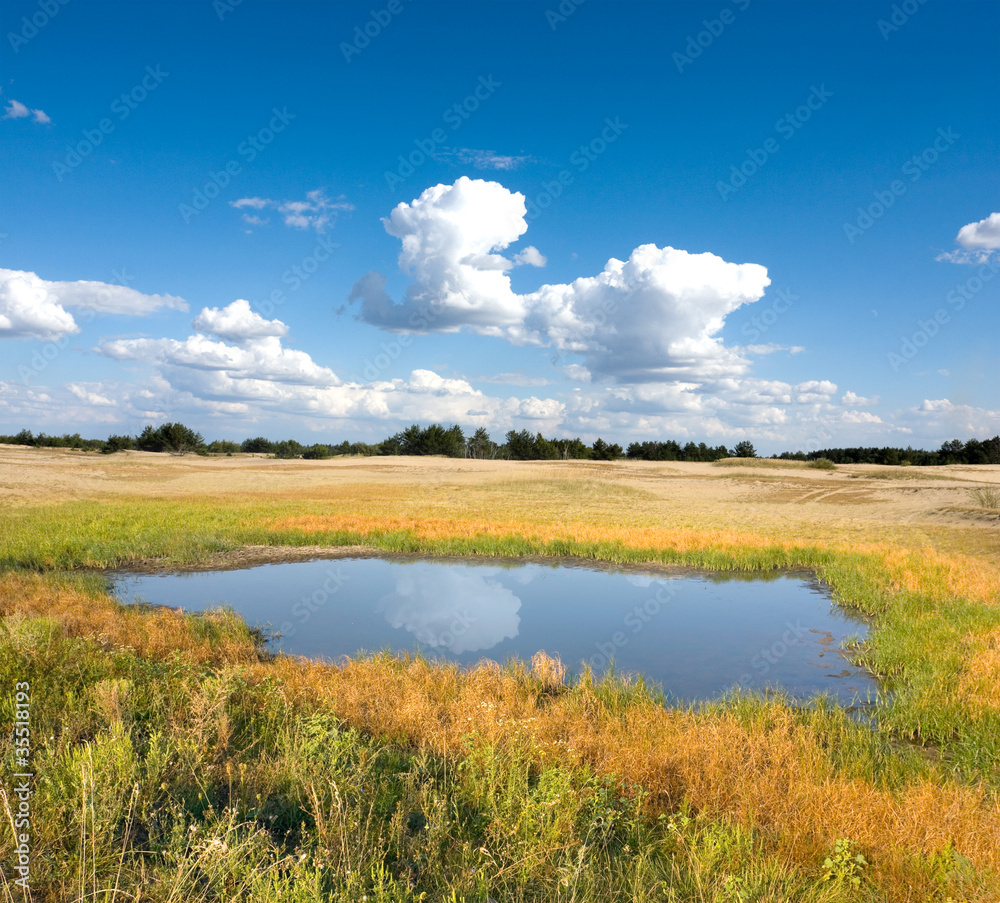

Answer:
[1,0,998,453]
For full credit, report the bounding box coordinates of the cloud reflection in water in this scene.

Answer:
[377,564,523,653]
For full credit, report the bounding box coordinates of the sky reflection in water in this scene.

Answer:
[112,557,876,704]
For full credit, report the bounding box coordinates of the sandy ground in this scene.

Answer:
[1,446,998,563]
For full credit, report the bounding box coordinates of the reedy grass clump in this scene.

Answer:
[968,485,1000,509]
[712,457,807,468]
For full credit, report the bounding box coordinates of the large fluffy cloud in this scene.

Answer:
[349,178,531,332]
[348,177,771,382]
[0,267,187,340]
[0,270,78,341]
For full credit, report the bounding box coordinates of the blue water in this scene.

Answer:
[111,557,876,704]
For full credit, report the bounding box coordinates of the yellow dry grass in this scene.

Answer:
[0,571,256,666]
[258,652,1000,891]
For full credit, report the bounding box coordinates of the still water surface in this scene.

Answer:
[112,557,876,704]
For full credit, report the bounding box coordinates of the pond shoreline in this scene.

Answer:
[103,542,823,582]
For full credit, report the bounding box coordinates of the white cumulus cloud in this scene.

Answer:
[938,212,1000,263]
[841,410,882,424]
[512,246,547,267]
[96,303,568,435]
[841,391,879,406]
[794,380,837,404]
[0,270,79,341]
[192,299,289,342]
[348,177,771,384]
[957,212,1000,250]
[0,268,187,340]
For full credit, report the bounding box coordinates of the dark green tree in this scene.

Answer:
[102,434,136,454]
[241,437,275,454]
[467,427,498,459]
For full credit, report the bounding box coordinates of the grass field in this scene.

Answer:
[1,447,999,901]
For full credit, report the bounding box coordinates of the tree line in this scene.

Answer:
[2,424,999,465]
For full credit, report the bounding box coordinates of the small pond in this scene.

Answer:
[111,557,877,705]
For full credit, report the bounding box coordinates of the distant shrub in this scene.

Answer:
[207,440,241,455]
[729,440,757,458]
[241,437,275,454]
[102,434,136,454]
[302,444,332,460]
[272,440,303,459]
[136,423,205,455]
[808,458,836,470]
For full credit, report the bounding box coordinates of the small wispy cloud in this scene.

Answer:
[231,197,273,210]
[229,189,353,232]
[741,343,805,356]
[3,99,50,123]
[4,99,29,118]
[479,371,551,387]
[512,246,547,267]
[435,148,533,170]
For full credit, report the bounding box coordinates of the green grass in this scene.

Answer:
[2,496,1000,900]
[2,599,990,902]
